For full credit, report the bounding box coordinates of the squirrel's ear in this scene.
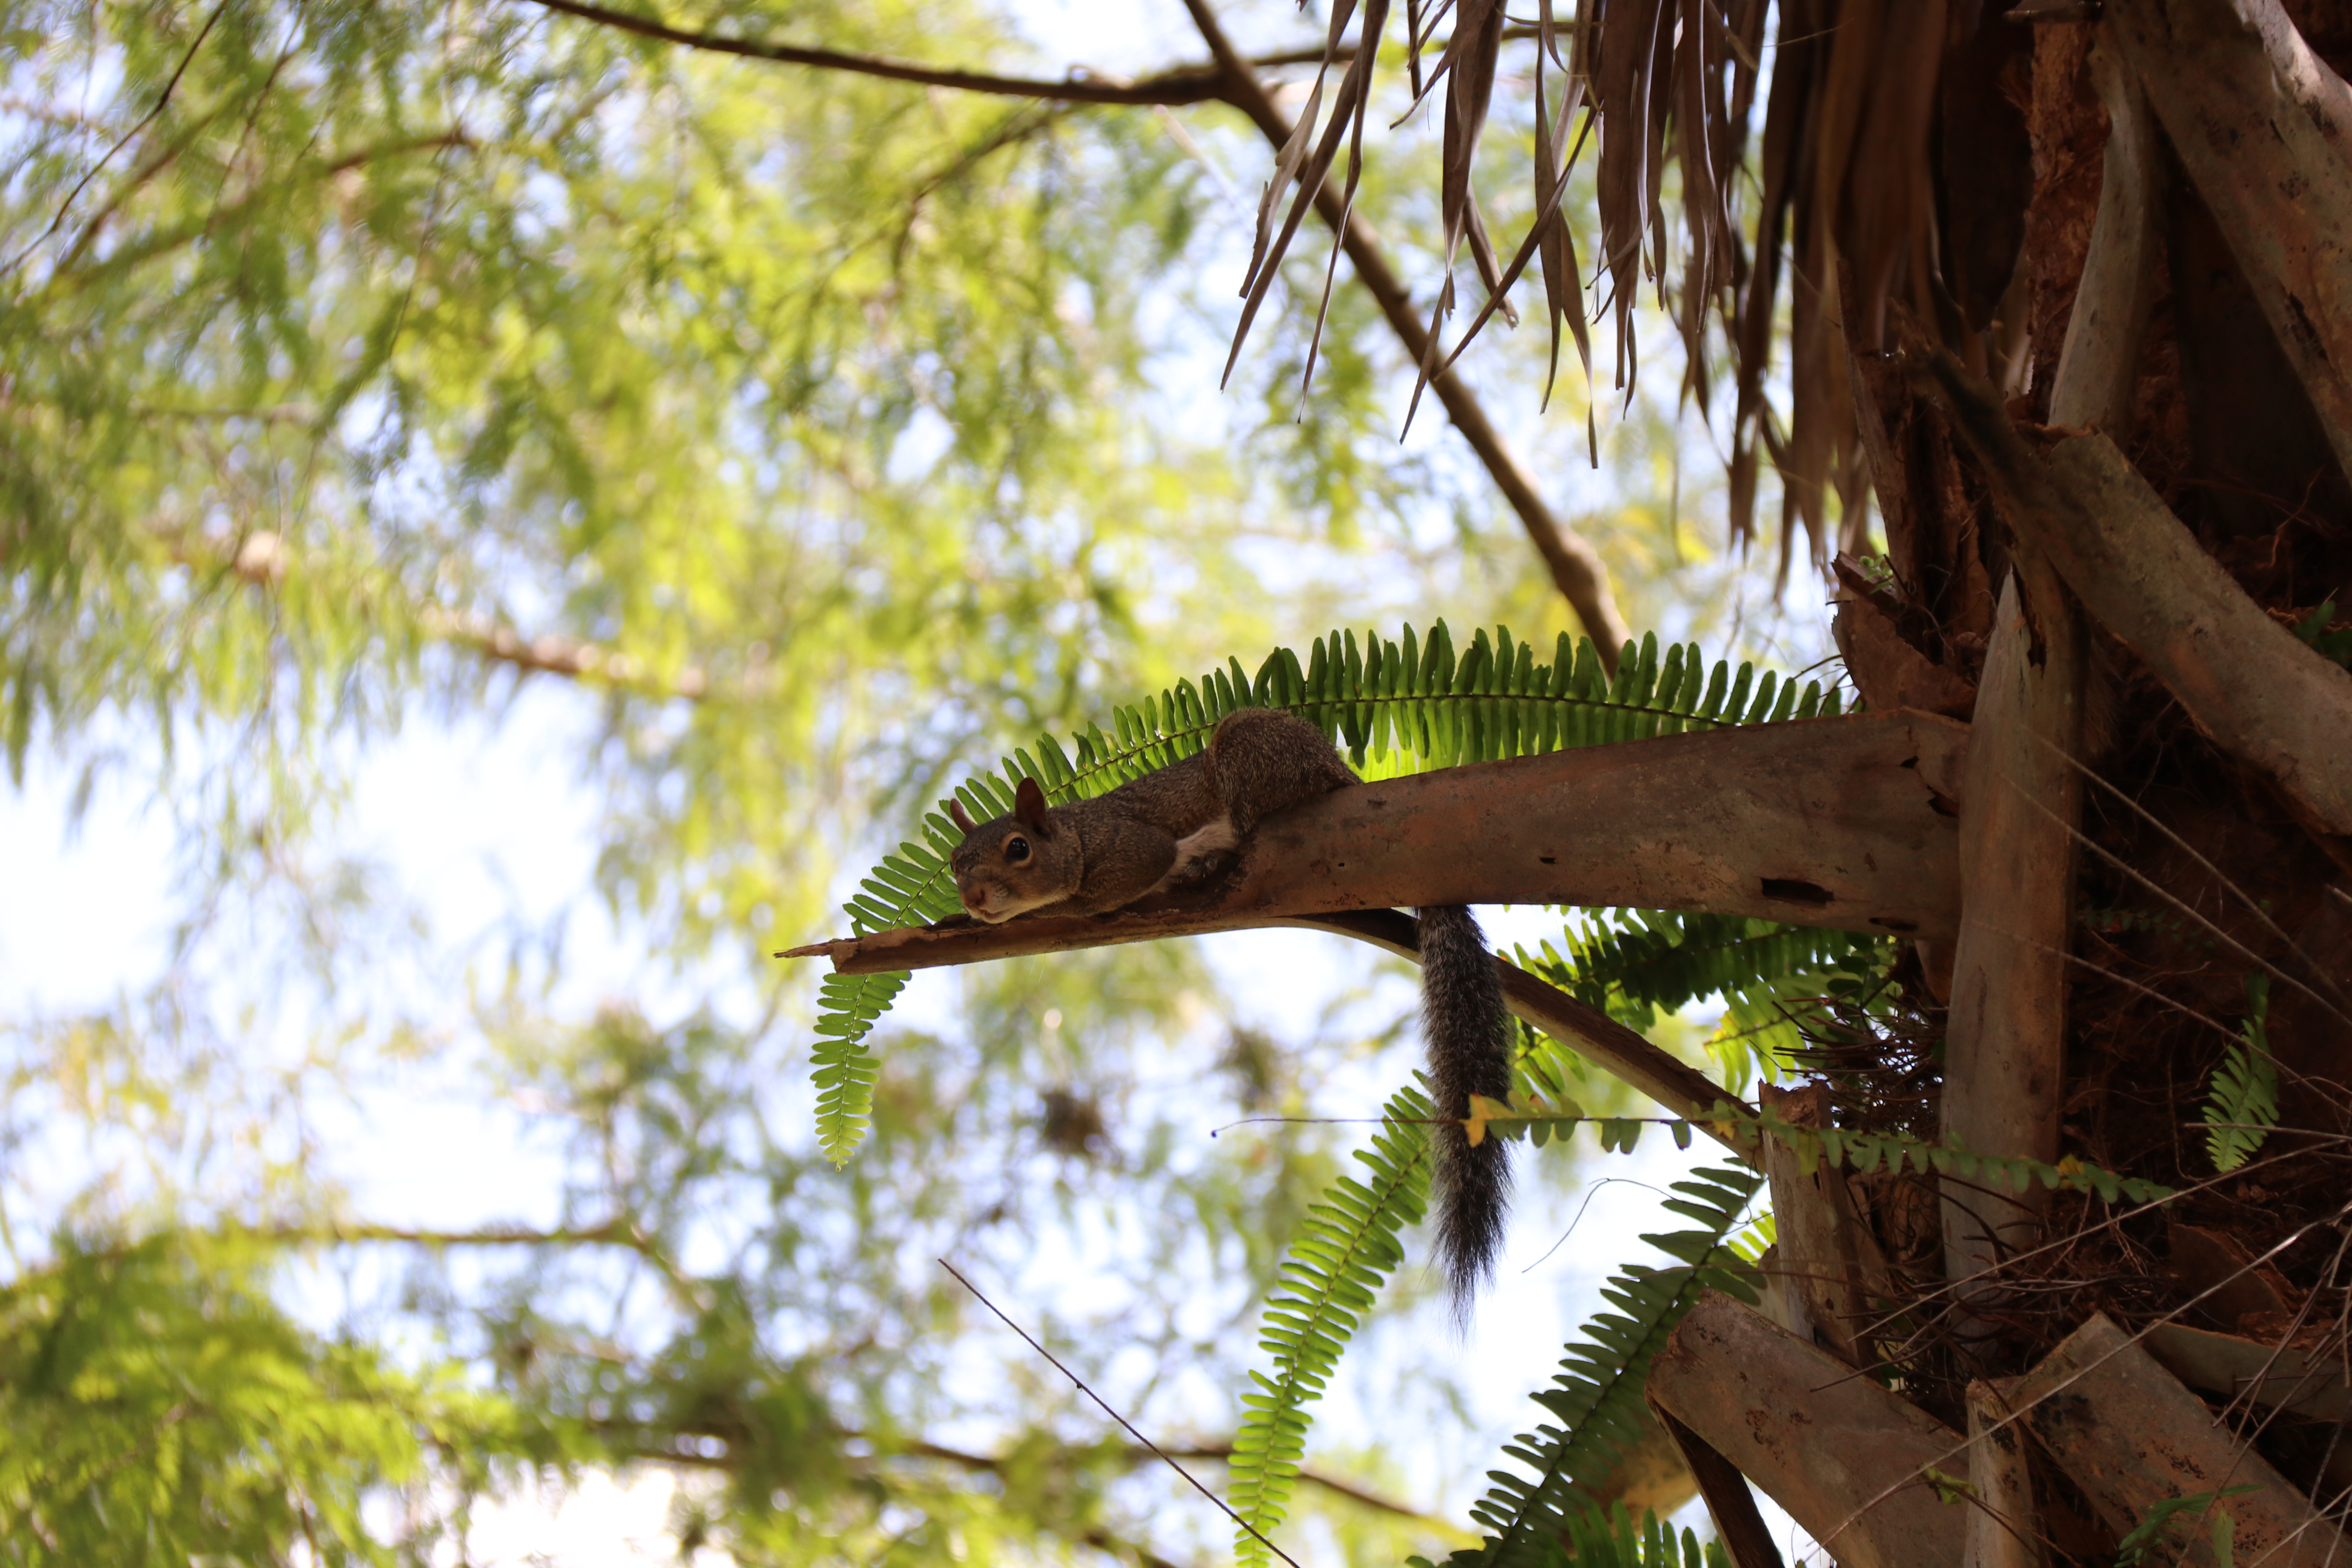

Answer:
[1013,777,1052,833]
[946,798,975,835]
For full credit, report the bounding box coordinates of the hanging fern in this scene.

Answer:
[1228,1085,1435,1568]
[1515,912,1891,1092]
[1417,1503,1730,1568]
[1443,1164,1764,1568]
[1559,1504,1731,1568]
[2204,973,2278,1174]
[1737,1105,2175,1205]
[808,623,1847,1161]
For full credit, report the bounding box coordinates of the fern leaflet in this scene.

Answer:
[1515,911,1890,1091]
[1446,1164,1763,1567]
[2205,974,2278,1173]
[1562,1504,1731,1568]
[1736,1105,2175,1205]
[2292,598,2352,670]
[1228,1085,1434,1567]
[810,622,1846,1160]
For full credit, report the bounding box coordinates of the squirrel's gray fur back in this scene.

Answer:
[1417,902,1514,1322]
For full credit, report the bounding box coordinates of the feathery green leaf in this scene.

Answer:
[813,624,1846,1158]
[1449,1164,1762,1566]
[1229,1086,1434,1567]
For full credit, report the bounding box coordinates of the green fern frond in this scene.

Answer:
[1563,1504,1732,1567]
[1229,1086,1435,1568]
[1514,913,1890,1092]
[2291,598,2352,669]
[811,623,1847,1160]
[1449,1165,1763,1567]
[810,971,903,1163]
[1738,1107,2174,1205]
[2205,974,2278,1173]
[1415,1504,1728,1568]
[1726,1209,1777,1265]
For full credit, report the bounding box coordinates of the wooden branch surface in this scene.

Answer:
[786,714,1969,1134]
[2010,1313,2349,1563]
[2105,0,2352,477]
[1964,1380,2047,1568]
[1932,361,2352,845]
[1940,570,2081,1285]
[2144,1320,2352,1422]
[795,710,1965,978]
[1652,1408,1788,1568]
[1645,1290,1964,1568]
[2040,433,2352,840]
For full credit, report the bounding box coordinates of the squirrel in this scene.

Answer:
[945,706,1515,1317]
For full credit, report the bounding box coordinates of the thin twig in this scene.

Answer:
[1176,0,1632,661]
[939,1259,1306,1568]
[517,0,1230,104]
[1815,1184,2352,1558]
[4,0,228,280]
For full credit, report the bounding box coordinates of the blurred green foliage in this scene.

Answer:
[0,0,1822,1560]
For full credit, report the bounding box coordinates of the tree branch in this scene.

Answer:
[172,524,713,701]
[261,1218,662,1250]
[786,713,1975,1136]
[1648,1290,1967,1568]
[425,607,710,701]
[515,0,1634,661]
[597,1424,1455,1543]
[515,0,1231,104]
[514,0,1548,104]
[1176,0,1635,664]
[2104,0,2352,479]
[906,1439,1454,1528]
[1926,357,2352,851]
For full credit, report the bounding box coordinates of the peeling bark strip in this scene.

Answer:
[1938,29,2156,1267]
[1940,570,2082,1286]
[1933,364,2352,843]
[2103,0,2352,479]
[2048,38,2160,439]
[2008,1313,2351,1564]
[1760,1082,1895,1367]
[1933,38,2151,1265]
[1964,1380,2047,1568]
[1645,1290,1965,1568]
[2038,434,2352,840]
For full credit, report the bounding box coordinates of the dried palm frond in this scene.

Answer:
[1225,0,2032,574]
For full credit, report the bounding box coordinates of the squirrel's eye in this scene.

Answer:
[1005,836,1031,864]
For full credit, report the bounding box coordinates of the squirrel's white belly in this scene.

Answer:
[1171,816,1238,866]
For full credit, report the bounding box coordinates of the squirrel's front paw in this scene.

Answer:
[928,911,979,930]
[1165,849,1235,887]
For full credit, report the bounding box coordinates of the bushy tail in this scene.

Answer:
[1417,903,1514,1324]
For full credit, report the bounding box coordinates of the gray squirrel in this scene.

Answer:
[944,706,1514,1316]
